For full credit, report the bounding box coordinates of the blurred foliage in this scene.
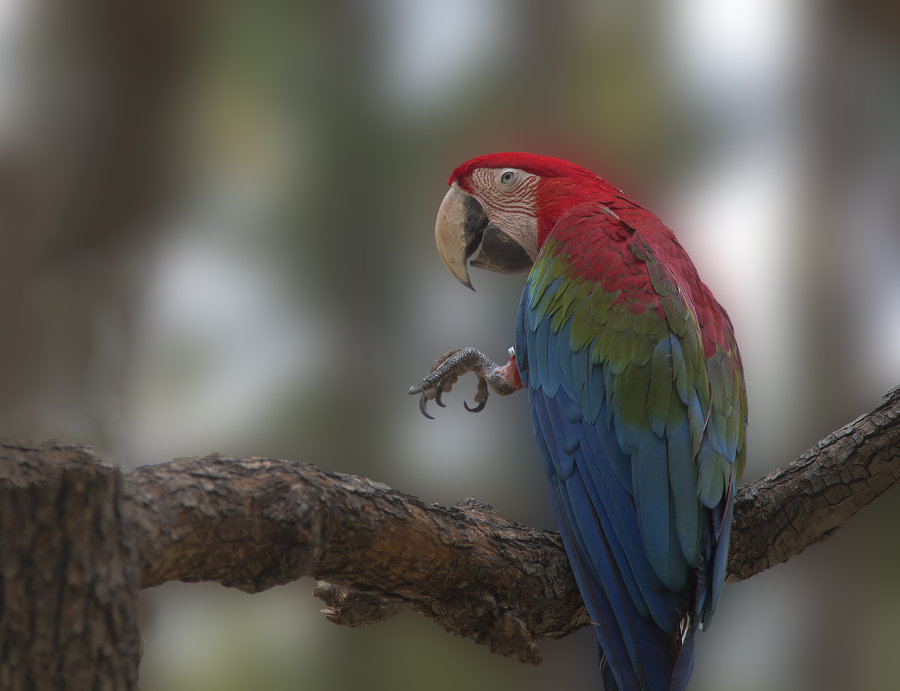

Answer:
[1,0,898,689]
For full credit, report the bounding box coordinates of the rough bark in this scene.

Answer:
[727,385,900,581]
[0,442,141,691]
[127,459,582,663]
[1,387,898,677]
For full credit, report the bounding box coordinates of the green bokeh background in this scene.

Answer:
[2,1,899,689]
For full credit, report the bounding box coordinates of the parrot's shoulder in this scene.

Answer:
[535,202,662,322]
[539,200,742,362]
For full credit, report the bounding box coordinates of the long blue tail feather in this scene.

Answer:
[535,388,682,690]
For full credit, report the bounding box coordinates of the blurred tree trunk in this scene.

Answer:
[0,443,140,691]
[799,6,900,688]
[0,1,200,447]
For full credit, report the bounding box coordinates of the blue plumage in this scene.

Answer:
[515,234,745,690]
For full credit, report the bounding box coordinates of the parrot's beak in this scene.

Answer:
[434,184,533,290]
[435,184,486,290]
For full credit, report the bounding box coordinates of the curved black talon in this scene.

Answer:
[435,380,447,407]
[464,399,486,413]
[419,393,435,420]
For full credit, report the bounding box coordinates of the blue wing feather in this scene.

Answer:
[522,288,685,690]
[533,389,678,691]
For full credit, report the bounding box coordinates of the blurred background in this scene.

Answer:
[2,0,899,689]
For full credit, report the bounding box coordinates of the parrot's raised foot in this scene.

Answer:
[408,346,522,419]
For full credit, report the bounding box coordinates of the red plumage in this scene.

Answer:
[450,152,737,358]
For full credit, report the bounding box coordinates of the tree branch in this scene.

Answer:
[118,385,900,663]
[125,458,582,663]
[4,387,898,670]
[728,384,900,581]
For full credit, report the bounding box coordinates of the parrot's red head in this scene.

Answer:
[436,152,622,289]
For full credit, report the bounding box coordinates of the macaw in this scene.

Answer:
[409,153,747,691]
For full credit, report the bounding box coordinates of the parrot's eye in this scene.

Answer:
[499,169,518,185]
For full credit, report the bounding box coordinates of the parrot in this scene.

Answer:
[409,153,747,691]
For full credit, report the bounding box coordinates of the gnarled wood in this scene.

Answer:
[126,459,583,663]
[728,385,900,581]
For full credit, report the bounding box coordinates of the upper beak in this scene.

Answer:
[434,184,486,290]
[434,184,534,290]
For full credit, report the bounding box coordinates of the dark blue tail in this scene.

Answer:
[548,473,684,690]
